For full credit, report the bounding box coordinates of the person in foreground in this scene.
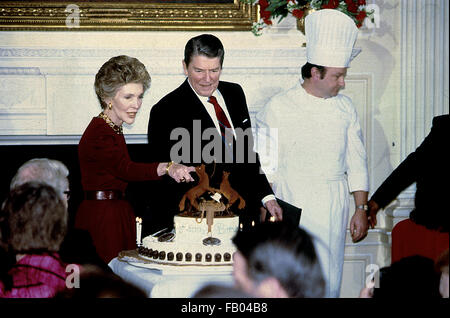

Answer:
[145,34,282,231]
[9,158,108,270]
[255,10,369,297]
[359,255,441,298]
[0,183,73,298]
[75,55,195,263]
[231,221,325,298]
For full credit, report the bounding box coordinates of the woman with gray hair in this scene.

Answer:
[75,55,195,263]
[0,182,70,297]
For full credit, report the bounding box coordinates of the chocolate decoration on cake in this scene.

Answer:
[195,253,202,262]
[203,236,221,246]
[224,253,231,262]
[158,232,175,242]
[167,252,174,261]
[214,253,222,262]
[205,253,212,262]
[158,251,166,260]
[185,253,192,262]
[176,252,183,261]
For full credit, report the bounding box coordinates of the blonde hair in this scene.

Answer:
[94,55,151,109]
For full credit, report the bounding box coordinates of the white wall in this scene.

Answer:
[0,0,448,297]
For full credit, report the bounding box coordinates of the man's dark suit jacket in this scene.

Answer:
[141,79,273,232]
[371,115,449,232]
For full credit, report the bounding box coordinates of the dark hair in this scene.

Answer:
[232,221,325,298]
[0,182,68,254]
[373,255,441,298]
[94,55,151,109]
[301,62,326,79]
[193,284,253,298]
[184,34,225,68]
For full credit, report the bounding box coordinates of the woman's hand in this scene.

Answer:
[158,162,195,183]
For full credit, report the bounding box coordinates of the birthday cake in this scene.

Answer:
[138,165,244,266]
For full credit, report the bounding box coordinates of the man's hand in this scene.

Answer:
[264,199,283,221]
[350,210,369,243]
[367,200,380,229]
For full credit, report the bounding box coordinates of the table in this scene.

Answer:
[108,250,234,298]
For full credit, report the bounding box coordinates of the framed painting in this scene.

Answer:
[0,0,258,31]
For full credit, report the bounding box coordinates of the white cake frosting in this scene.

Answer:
[139,213,239,266]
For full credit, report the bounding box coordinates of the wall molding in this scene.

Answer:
[400,0,449,159]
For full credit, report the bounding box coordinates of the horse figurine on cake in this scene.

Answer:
[219,171,246,210]
[178,164,217,212]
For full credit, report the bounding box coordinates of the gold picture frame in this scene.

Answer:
[0,1,258,31]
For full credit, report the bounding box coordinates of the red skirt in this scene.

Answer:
[392,219,449,264]
[75,199,136,264]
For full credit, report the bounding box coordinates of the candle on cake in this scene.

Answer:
[136,217,142,246]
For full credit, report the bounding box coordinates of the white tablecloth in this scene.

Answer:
[108,252,234,298]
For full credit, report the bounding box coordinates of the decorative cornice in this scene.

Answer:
[0,134,148,145]
[0,47,306,59]
[0,67,41,75]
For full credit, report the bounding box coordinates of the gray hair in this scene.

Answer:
[10,158,69,200]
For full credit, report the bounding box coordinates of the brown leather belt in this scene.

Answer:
[84,190,124,200]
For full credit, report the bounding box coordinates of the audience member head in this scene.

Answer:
[372,255,441,298]
[94,55,151,110]
[192,283,253,298]
[10,158,70,207]
[232,221,325,298]
[0,182,68,255]
[435,249,449,298]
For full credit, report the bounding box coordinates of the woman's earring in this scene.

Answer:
[108,103,112,110]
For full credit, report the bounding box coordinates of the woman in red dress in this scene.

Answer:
[75,55,195,263]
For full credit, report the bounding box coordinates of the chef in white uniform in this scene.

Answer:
[256,9,370,298]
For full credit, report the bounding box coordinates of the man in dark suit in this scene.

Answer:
[145,34,282,231]
[367,114,449,262]
[368,114,449,231]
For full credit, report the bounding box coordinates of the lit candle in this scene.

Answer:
[251,220,255,227]
[239,222,243,232]
[269,216,275,222]
[136,217,142,246]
